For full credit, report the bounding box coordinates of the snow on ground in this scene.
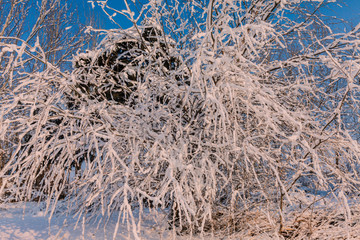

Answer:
[0,202,175,240]
[0,201,251,240]
[3,201,360,240]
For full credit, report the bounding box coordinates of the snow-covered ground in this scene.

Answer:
[0,201,275,240]
[0,202,255,240]
[0,202,175,240]
[2,200,360,240]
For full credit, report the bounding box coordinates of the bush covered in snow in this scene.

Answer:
[1,0,360,239]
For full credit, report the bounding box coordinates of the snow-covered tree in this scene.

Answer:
[1,0,360,239]
[0,0,98,178]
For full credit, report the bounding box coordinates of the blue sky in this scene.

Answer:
[323,0,360,28]
[328,0,360,22]
[86,0,133,29]
[87,0,360,30]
